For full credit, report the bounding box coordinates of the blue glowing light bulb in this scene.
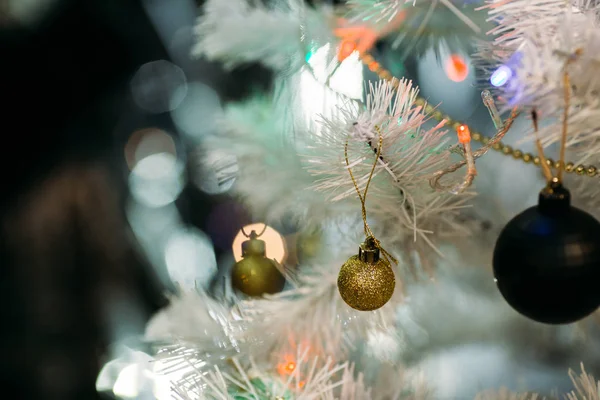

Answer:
[490,65,512,87]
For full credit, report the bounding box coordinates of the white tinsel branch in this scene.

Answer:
[480,0,591,56]
[474,388,539,400]
[169,344,430,399]
[474,0,598,92]
[345,0,490,57]
[473,364,600,400]
[192,0,334,72]
[201,95,357,228]
[170,345,421,400]
[304,79,474,258]
[485,7,600,162]
[566,363,600,400]
[145,290,244,350]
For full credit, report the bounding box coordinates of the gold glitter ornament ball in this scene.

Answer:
[337,237,396,311]
[232,231,286,297]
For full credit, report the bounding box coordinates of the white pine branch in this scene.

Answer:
[476,0,599,59]
[566,363,600,400]
[346,0,489,57]
[472,364,599,399]
[145,290,244,351]
[474,0,599,91]
[509,20,600,162]
[203,95,355,228]
[476,0,600,162]
[171,345,429,400]
[304,79,474,257]
[192,0,334,72]
[473,388,540,400]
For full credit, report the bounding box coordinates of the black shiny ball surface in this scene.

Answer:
[493,183,600,324]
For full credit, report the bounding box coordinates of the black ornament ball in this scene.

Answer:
[493,180,600,324]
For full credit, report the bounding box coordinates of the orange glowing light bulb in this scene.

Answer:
[277,355,297,376]
[445,55,469,82]
[457,124,471,144]
[338,40,357,62]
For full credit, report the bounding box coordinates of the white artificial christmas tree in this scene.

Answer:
[136,0,600,398]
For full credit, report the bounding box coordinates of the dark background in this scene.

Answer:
[0,0,272,398]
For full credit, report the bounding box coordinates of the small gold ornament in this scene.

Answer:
[338,237,395,311]
[231,228,286,296]
[337,134,398,311]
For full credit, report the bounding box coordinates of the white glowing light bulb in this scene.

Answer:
[490,65,512,87]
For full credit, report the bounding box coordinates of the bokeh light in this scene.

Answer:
[444,54,469,82]
[232,223,287,264]
[96,349,158,399]
[129,152,185,208]
[417,47,477,120]
[300,43,364,134]
[113,364,144,398]
[130,60,187,113]
[125,128,177,171]
[165,228,217,290]
[306,43,363,100]
[3,0,58,27]
[490,65,512,87]
[171,82,221,142]
[126,127,184,208]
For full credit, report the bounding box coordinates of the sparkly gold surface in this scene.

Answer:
[337,255,395,311]
[360,53,599,178]
[231,256,286,297]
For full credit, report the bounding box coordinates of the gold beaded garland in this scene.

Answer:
[359,53,599,177]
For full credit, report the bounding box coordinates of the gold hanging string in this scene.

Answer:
[344,134,398,265]
[429,107,519,191]
[531,109,554,182]
[531,53,577,183]
[558,70,571,182]
[241,224,268,238]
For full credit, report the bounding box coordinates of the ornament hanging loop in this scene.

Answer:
[241,232,267,257]
[534,52,579,184]
[241,224,268,238]
[345,133,397,266]
[359,236,380,263]
[557,68,572,183]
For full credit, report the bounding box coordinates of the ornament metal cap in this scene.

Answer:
[241,231,266,257]
[359,236,380,263]
[538,177,571,216]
